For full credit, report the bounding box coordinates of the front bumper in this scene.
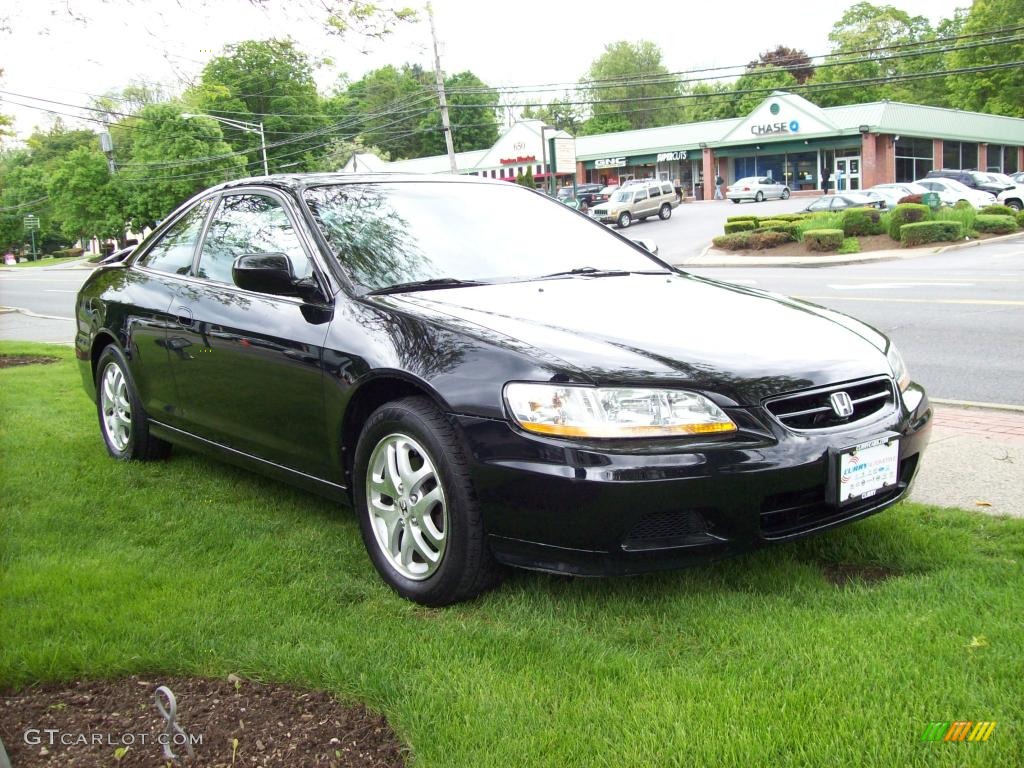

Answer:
[456,384,931,575]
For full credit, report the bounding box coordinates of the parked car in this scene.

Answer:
[915,177,995,209]
[590,179,679,228]
[1012,171,1024,185]
[726,176,791,203]
[861,189,904,209]
[76,173,930,605]
[591,185,618,206]
[924,169,1010,197]
[574,183,607,211]
[867,182,957,207]
[979,173,1024,211]
[803,193,885,213]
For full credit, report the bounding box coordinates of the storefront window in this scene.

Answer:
[1007,148,1019,174]
[895,138,933,183]
[786,152,817,190]
[987,145,1004,173]
[943,141,978,170]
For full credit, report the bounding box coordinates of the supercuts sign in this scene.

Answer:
[656,151,687,162]
[750,120,800,136]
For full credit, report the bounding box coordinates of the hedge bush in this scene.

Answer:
[755,220,800,239]
[838,237,861,254]
[842,207,885,237]
[900,220,963,247]
[887,203,931,240]
[978,204,1017,217]
[50,246,85,259]
[726,215,759,223]
[804,229,844,252]
[712,232,752,250]
[1017,211,1024,229]
[897,194,924,205]
[973,214,1019,234]
[769,213,811,222]
[724,220,758,234]
[954,200,973,210]
[749,231,791,250]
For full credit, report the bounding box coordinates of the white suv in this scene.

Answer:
[590,180,679,228]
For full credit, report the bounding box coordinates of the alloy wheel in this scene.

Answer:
[365,432,448,580]
[100,362,131,452]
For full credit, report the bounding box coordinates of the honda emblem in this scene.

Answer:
[829,391,854,418]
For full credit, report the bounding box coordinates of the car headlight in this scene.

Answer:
[886,344,910,391]
[503,383,737,438]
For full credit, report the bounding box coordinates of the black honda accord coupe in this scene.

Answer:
[76,174,931,605]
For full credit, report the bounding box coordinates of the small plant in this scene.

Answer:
[724,220,757,234]
[754,220,799,239]
[837,237,861,254]
[804,229,844,251]
[712,232,752,250]
[1016,210,1024,229]
[795,212,844,241]
[748,231,791,249]
[897,194,924,205]
[726,215,759,223]
[973,214,1019,235]
[841,207,884,237]
[979,204,1016,217]
[954,199,973,210]
[887,203,931,240]
[899,220,963,246]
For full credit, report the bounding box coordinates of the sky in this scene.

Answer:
[0,0,969,140]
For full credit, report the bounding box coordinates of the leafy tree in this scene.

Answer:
[188,39,329,173]
[118,103,245,229]
[342,64,432,159]
[726,69,800,117]
[681,82,736,123]
[418,71,499,156]
[580,41,683,133]
[523,166,536,189]
[947,0,1024,117]
[521,96,584,134]
[47,147,124,245]
[747,46,815,85]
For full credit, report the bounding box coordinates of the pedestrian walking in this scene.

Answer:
[714,174,724,200]
[673,178,682,202]
[821,165,831,195]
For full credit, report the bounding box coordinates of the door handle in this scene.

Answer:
[176,306,194,326]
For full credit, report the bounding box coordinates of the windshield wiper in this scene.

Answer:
[537,267,668,279]
[366,277,487,296]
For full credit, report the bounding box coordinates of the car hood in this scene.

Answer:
[384,273,891,405]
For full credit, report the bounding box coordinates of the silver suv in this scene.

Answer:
[590,180,679,228]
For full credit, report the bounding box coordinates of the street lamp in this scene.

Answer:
[181,112,269,176]
[539,124,556,196]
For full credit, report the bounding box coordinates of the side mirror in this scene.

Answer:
[232,252,298,296]
[630,238,659,256]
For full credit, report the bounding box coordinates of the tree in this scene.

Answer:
[580,41,683,133]
[947,0,1024,117]
[523,166,536,189]
[417,71,499,156]
[47,147,124,245]
[342,64,432,159]
[521,96,584,134]
[118,103,245,229]
[188,39,329,173]
[747,46,815,85]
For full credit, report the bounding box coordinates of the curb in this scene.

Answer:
[680,230,1024,269]
[0,305,74,321]
[931,398,1024,414]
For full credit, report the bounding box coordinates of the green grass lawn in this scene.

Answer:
[2,341,1022,766]
[3,255,85,269]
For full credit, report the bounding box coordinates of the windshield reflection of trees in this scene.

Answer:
[304,185,425,290]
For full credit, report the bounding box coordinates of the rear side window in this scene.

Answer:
[137,200,211,275]
[634,190,648,202]
[649,185,661,198]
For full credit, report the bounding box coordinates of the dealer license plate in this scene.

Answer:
[838,438,899,504]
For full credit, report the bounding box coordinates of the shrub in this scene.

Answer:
[769,213,811,222]
[1017,211,1024,229]
[795,212,844,240]
[900,221,963,247]
[724,220,758,234]
[755,220,800,239]
[837,237,861,254]
[842,207,884,236]
[712,232,752,250]
[804,229,844,252]
[726,215,759,223]
[973,214,1019,234]
[50,246,85,259]
[887,203,931,240]
[934,205,977,238]
[954,200,973,210]
[748,231,792,250]
[979,204,1016,217]
[897,194,924,205]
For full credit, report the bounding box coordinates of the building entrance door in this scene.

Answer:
[835,156,861,191]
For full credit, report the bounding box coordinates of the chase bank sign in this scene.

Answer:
[750,120,800,136]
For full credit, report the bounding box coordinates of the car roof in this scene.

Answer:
[203,172,514,196]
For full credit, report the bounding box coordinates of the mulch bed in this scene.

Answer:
[822,563,901,586]
[0,676,406,767]
[0,354,60,368]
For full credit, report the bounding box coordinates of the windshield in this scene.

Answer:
[610,190,633,203]
[303,181,665,292]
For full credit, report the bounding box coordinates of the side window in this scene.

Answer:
[634,190,648,202]
[807,198,829,211]
[196,194,312,287]
[649,185,661,198]
[137,199,211,275]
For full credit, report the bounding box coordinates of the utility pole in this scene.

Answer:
[427,3,457,174]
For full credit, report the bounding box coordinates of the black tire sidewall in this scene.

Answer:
[95,344,147,460]
[659,204,671,220]
[618,213,631,228]
[353,400,482,605]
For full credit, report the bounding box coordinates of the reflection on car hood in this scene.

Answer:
[381,273,890,405]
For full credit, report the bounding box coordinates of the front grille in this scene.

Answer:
[592,208,608,216]
[759,455,918,538]
[764,376,896,432]
[622,508,714,551]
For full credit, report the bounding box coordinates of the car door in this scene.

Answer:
[632,188,651,217]
[165,189,335,477]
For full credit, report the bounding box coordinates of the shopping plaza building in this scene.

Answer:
[345,92,1024,197]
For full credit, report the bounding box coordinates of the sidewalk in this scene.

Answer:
[676,231,1024,268]
[0,308,74,344]
[911,404,1024,518]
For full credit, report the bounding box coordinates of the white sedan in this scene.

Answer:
[915,177,995,209]
[867,182,957,207]
[726,177,791,203]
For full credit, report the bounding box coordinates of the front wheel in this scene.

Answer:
[354,396,498,605]
[730,199,740,204]
[1005,199,1022,211]
[781,188,791,200]
[659,203,672,220]
[617,212,632,228]
[755,191,765,202]
[95,345,171,461]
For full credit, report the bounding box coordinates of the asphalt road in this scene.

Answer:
[2,235,1022,405]
[688,237,1024,406]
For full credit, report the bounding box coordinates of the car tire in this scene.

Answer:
[617,212,632,228]
[95,344,172,461]
[755,191,764,202]
[730,199,739,204]
[1005,199,1022,211]
[781,188,791,200]
[659,203,672,220]
[353,396,498,606]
